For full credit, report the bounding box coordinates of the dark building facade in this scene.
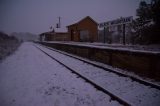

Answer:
[52,32,68,41]
[39,32,68,41]
[39,32,54,41]
[67,16,98,42]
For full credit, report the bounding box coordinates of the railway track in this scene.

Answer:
[35,45,131,106]
[37,43,160,90]
[34,43,160,106]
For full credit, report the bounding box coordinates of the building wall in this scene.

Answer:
[68,17,98,42]
[40,32,68,41]
[68,25,79,41]
[78,18,98,42]
[52,33,69,41]
[45,34,53,41]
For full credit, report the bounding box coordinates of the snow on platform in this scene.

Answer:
[36,43,160,106]
[45,41,160,54]
[0,42,121,106]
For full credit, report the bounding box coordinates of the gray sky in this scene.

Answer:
[0,0,150,34]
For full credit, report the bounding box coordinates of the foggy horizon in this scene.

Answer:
[0,0,150,35]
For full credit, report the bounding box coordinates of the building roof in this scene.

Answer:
[39,31,54,36]
[67,16,97,27]
[39,31,68,37]
[54,27,68,33]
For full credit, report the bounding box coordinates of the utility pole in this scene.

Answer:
[103,27,106,43]
[57,16,61,28]
[59,17,61,28]
[122,24,126,45]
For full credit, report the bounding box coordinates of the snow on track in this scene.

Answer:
[35,43,160,106]
[0,42,121,106]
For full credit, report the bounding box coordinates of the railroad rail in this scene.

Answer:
[37,43,160,90]
[35,45,131,106]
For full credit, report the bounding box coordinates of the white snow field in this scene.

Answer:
[35,43,160,106]
[0,42,121,106]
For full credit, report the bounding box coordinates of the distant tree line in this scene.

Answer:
[0,31,21,61]
[0,31,18,42]
[132,0,160,44]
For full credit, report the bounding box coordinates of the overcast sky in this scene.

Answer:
[0,0,150,34]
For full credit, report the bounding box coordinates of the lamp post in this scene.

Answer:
[103,27,106,43]
[122,24,126,45]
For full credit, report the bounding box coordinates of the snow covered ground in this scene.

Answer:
[0,42,121,106]
[36,43,160,106]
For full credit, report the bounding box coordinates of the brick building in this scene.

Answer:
[39,32,54,41]
[52,32,68,41]
[67,16,98,42]
[39,31,68,41]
